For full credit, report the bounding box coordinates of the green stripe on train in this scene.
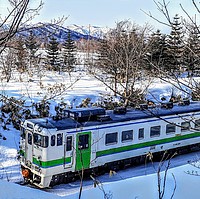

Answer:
[33,157,71,168]
[96,131,200,157]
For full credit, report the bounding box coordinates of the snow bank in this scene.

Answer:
[0,180,61,199]
[1,163,199,199]
[67,163,200,199]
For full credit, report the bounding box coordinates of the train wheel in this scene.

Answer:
[50,175,60,186]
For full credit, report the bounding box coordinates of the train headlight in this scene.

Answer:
[22,169,30,178]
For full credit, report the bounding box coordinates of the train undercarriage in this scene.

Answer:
[21,142,200,188]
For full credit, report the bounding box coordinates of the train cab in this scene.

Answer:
[20,119,56,187]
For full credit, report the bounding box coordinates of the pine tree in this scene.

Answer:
[25,30,39,70]
[184,25,200,76]
[147,30,167,74]
[62,31,77,73]
[165,14,185,74]
[46,36,60,71]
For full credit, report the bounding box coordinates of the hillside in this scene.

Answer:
[18,23,107,42]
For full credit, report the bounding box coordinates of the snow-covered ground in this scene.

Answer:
[0,70,200,199]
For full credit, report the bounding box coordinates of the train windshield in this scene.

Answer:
[33,133,49,148]
[20,127,26,139]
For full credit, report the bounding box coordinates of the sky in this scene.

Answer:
[0,0,198,31]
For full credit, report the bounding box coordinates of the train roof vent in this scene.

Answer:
[64,107,106,122]
[178,99,190,106]
[113,107,127,114]
[139,104,148,110]
[97,114,111,122]
[161,102,173,109]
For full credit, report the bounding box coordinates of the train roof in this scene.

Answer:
[27,101,200,131]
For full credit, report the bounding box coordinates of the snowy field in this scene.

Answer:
[0,70,200,199]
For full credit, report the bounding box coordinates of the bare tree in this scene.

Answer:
[0,0,43,84]
[92,20,153,107]
[147,151,177,199]
[0,0,43,54]
[0,47,15,82]
[90,175,113,199]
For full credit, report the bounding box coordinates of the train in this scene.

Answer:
[19,100,200,188]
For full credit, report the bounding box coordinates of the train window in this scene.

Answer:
[21,127,25,139]
[66,136,73,151]
[33,133,49,148]
[166,123,176,134]
[51,135,56,146]
[27,123,34,130]
[78,134,89,149]
[122,130,133,142]
[28,133,32,145]
[57,134,63,146]
[150,126,161,137]
[105,132,118,145]
[194,119,200,130]
[138,128,144,139]
[181,122,190,132]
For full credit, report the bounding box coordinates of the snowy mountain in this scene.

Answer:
[67,24,110,39]
[18,23,109,42]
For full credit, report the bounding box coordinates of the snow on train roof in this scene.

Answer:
[27,101,200,131]
[28,117,81,130]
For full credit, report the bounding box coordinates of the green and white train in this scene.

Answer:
[19,101,200,188]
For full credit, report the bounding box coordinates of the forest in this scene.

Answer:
[1,1,200,199]
[1,9,200,130]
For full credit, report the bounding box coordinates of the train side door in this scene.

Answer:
[75,132,91,171]
[64,135,74,168]
[25,130,33,163]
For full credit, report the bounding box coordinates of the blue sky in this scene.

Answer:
[35,0,156,27]
[0,0,198,30]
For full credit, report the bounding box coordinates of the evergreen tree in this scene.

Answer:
[25,30,39,70]
[184,25,200,76]
[46,36,60,71]
[62,31,77,73]
[147,30,167,74]
[164,14,185,74]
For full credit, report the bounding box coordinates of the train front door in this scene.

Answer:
[75,132,91,171]
[25,130,33,164]
[64,135,74,168]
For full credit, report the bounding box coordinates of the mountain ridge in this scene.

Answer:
[18,23,109,42]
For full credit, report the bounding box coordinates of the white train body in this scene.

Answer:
[19,102,200,188]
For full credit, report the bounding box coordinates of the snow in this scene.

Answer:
[1,161,200,199]
[74,164,199,199]
[0,69,200,199]
[0,180,62,199]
